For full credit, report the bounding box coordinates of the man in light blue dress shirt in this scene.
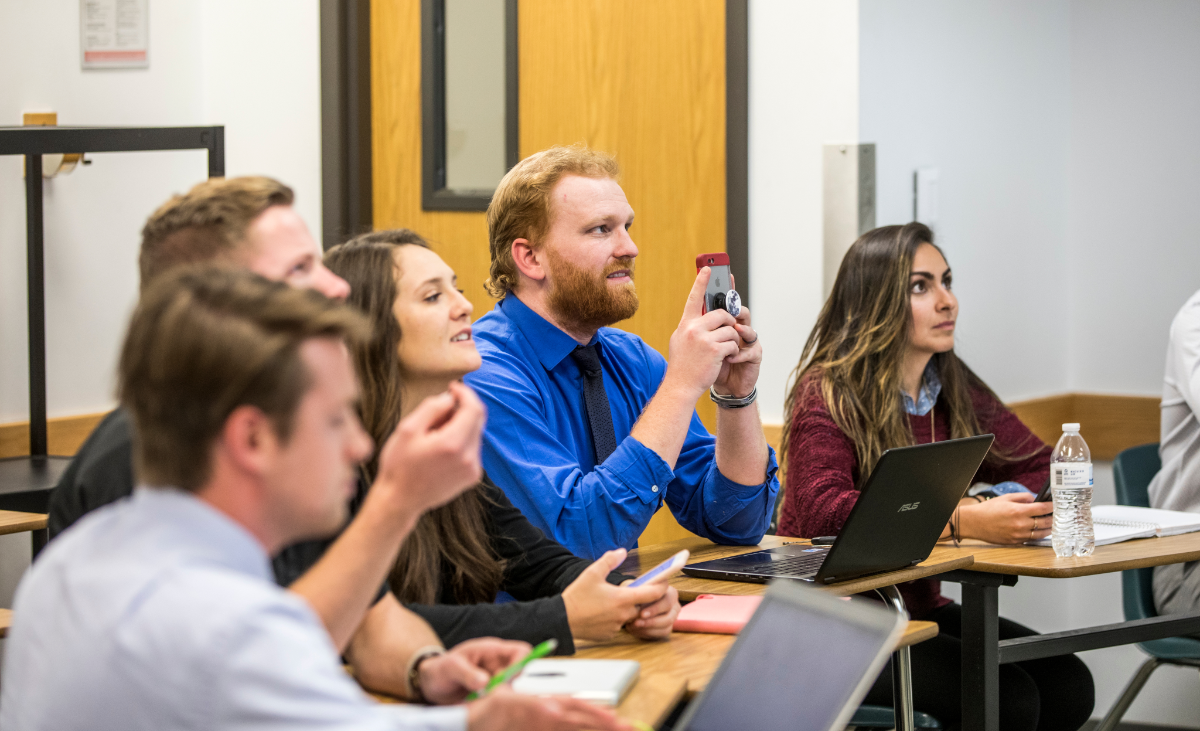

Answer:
[464,146,778,559]
[0,268,627,731]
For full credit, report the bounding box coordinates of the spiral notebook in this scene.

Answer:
[1027,505,1200,547]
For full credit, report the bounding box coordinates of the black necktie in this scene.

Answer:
[570,344,617,464]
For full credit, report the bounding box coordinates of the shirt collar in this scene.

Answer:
[132,486,273,582]
[901,361,943,416]
[500,295,594,370]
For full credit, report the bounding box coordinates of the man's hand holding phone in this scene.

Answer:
[665,266,761,401]
[665,268,748,398]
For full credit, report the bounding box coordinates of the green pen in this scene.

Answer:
[465,638,559,701]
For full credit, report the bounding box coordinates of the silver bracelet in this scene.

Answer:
[709,385,757,409]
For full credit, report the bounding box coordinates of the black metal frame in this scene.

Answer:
[319,0,373,250]
[421,0,519,211]
[725,0,750,307]
[0,126,224,527]
[941,568,1200,731]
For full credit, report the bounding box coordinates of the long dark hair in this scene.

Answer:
[781,223,1010,485]
[325,230,504,604]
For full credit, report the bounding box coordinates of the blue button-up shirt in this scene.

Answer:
[901,362,943,417]
[0,488,466,731]
[464,295,779,559]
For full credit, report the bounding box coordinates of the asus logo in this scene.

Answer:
[897,502,921,512]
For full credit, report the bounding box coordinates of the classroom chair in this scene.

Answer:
[848,704,941,729]
[1095,443,1200,731]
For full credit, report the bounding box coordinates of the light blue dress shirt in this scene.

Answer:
[902,362,1030,496]
[464,295,779,560]
[0,487,466,731]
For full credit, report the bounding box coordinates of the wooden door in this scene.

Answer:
[372,0,728,546]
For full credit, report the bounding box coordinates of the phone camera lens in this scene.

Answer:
[713,292,727,311]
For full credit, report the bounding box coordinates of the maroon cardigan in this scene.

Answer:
[778,374,1051,619]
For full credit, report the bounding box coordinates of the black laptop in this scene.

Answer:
[681,434,994,585]
[668,579,905,731]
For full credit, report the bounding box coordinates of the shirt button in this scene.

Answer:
[651,485,659,493]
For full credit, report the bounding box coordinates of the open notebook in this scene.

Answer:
[1028,505,1200,547]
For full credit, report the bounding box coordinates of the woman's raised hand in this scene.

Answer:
[372,381,486,518]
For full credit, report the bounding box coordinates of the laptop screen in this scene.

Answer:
[681,590,900,731]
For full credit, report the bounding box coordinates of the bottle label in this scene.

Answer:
[1052,462,1093,489]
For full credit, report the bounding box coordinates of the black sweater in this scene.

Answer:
[405,478,628,654]
[49,409,626,653]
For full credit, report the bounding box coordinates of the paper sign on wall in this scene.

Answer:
[81,0,149,69]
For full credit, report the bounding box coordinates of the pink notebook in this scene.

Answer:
[673,594,763,634]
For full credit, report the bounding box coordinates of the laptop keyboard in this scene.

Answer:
[748,551,828,577]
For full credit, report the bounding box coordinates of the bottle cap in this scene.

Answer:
[1062,423,1080,432]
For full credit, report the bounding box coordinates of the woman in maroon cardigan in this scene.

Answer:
[779,223,1093,731]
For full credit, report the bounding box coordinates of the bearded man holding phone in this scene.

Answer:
[464,146,778,560]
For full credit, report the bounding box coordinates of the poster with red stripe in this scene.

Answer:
[81,0,148,70]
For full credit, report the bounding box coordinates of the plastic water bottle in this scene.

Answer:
[1050,423,1094,557]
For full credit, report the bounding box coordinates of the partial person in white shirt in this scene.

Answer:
[1148,289,1200,618]
[0,267,628,731]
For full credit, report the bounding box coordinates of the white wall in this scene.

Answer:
[856,1,1200,725]
[748,0,859,424]
[860,0,1073,403]
[0,0,321,663]
[1066,0,1200,395]
[0,0,322,426]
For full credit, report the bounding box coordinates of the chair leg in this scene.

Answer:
[31,527,48,559]
[1094,657,1162,731]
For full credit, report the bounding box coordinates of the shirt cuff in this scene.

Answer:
[383,703,468,730]
[991,481,1034,496]
[604,436,677,505]
[708,446,780,524]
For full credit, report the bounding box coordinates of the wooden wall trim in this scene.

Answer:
[0,412,108,460]
[1007,393,1160,462]
[760,392,1161,464]
[4,395,1156,465]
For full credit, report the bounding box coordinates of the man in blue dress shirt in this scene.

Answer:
[465,146,779,559]
[0,268,627,731]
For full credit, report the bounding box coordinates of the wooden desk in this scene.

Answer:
[932,534,1200,731]
[0,510,46,536]
[368,670,686,730]
[612,673,687,729]
[623,534,975,601]
[576,620,939,693]
[0,509,49,557]
[935,532,1200,578]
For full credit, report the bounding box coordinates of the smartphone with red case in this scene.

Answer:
[695,252,735,314]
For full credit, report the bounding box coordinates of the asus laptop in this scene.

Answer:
[668,579,905,731]
[682,434,994,585]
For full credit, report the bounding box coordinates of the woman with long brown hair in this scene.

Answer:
[324,229,680,654]
[779,223,1093,730]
